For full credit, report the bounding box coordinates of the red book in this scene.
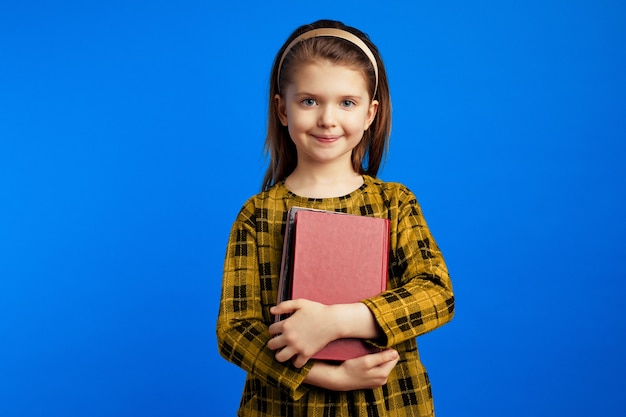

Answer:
[276,207,389,361]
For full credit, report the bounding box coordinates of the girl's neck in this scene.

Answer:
[285,165,364,199]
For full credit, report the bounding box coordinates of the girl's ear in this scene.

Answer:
[364,99,379,131]
[275,94,288,126]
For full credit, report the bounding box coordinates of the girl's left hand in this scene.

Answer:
[268,299,339,368]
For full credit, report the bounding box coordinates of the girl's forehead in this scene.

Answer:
[286,62,370,97]
[290,60,367,83]
[295,61,365,78]
[296,58,362,73]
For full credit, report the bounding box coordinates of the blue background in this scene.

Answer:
[1,1,625,416]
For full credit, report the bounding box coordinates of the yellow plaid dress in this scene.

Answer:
[217,175,454,417]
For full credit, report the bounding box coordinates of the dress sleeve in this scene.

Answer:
[361,187,455,347]
[216,203,312,400]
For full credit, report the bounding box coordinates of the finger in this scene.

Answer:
[271,299,300,315]
[274,345,296,363]
[268,321,282,336]
[267,334,285,351]
[380,349,399,363]
[292,354,310,369]
[368,349,399,367]
[373,355,399,380]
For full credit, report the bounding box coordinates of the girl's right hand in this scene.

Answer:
[304,349,400,391]
[335,349,399,390]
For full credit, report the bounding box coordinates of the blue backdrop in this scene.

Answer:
[1,1,625,416]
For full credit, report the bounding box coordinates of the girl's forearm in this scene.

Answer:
[304,349,400,391]
[303,361,341,390]
[330,302,381,340]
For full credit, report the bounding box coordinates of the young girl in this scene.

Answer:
[217,19,454,417]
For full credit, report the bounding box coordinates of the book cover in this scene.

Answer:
[276,207,389,361]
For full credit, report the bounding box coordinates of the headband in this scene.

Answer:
[277,28,379,97]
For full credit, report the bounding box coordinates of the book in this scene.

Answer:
[276,207,390,361]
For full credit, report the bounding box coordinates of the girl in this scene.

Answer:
[217,19,454,417]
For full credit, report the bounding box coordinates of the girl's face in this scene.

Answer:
[275,61,378,172]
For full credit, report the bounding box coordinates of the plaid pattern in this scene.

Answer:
[217,175,454,417]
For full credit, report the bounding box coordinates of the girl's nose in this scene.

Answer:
[317,105,337,128]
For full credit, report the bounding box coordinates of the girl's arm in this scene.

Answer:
[267,186,454,364]
[268,300,382,368]
[216,206,313,400]
[360,187,455,348]
[304,349,399,391]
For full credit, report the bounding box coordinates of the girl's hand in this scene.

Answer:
[268,299,339,368]
[335,349,399,390]
[304,349,400,391]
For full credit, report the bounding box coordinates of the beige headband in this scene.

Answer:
[277,28,379,97]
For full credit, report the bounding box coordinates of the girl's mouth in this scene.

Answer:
[312,135,340,142]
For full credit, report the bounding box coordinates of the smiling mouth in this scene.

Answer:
[312,135,341,142]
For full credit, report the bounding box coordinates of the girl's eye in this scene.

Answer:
[301,98,317,106]
[341,100,356,107]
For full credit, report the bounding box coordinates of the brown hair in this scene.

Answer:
[262,19,392,190]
